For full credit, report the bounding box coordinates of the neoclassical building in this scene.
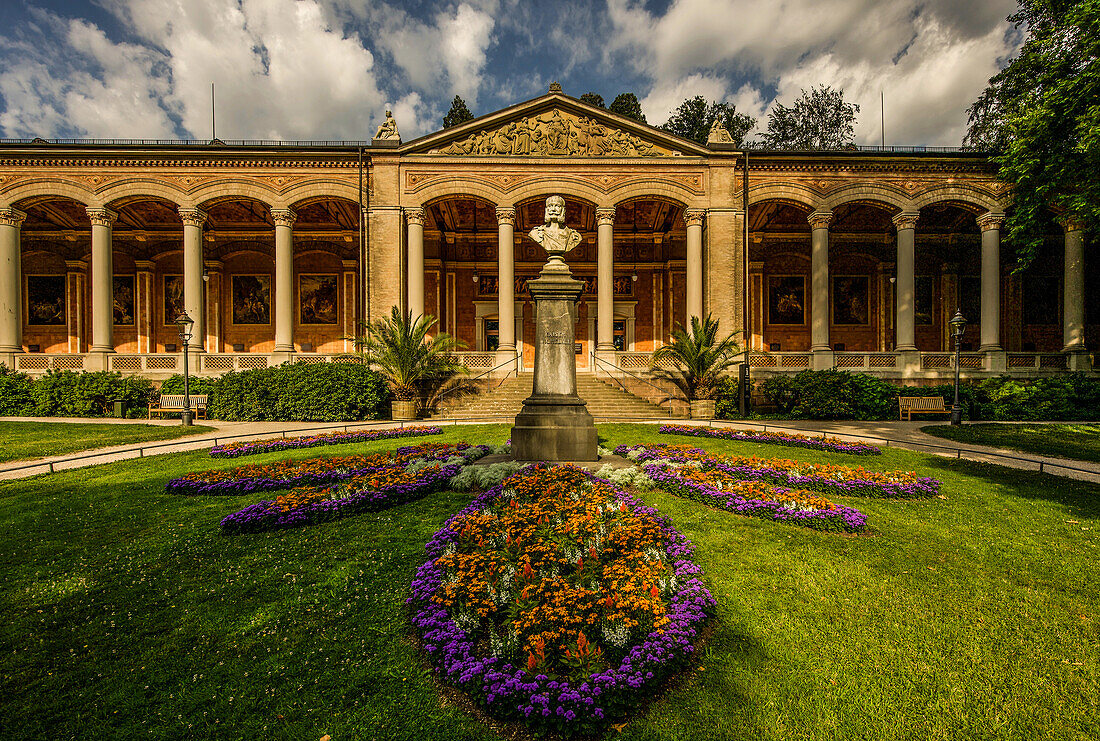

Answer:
[0,86,1094,382]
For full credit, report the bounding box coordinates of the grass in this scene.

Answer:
[0,421,215,463]
[1,423,1098,740]
[922,422,1100,464]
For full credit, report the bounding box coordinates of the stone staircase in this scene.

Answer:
[433,373,684,420]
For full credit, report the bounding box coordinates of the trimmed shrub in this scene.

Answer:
[0,364,34,415]
[788,370,898,420]
[714,376,741,419]
[207,362,387,422]
[28,370,153,417]
[158,374,219,397]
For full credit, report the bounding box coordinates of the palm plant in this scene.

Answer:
[652,314,742,401]
[354,307,467,407]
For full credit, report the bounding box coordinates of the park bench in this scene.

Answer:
[148,394,208,420]
[898,395,951,421]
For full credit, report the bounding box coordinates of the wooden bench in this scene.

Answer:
[149,394,208,419]
[898,396,951,421]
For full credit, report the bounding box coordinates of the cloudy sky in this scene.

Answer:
[0,0,1022,146]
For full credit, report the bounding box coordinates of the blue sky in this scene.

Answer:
[0,0,1021,145]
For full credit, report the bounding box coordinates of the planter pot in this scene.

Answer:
[391,400,418,421]
[690,399,716,420]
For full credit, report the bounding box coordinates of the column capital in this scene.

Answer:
[0,207,27,227]
[134,259,156,272]
[271,208,297,227]
[595,207,616,226]
[496,206,516,226]
[178,207,208,228]
[65,259,88,271]
[892,211,920,230]
[684,209,706,228]
[86,207,118,227]
[203,259,224,272]
[976,212,1006,232]
[807,210,833,229]
[1058,214,1086,233]
[341,259,359,271]
[404,206,425,226]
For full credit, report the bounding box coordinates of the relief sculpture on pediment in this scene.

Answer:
[432,110,671,157]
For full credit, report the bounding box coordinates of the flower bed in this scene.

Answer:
[209,425,443,458]
[617,443,939,500]
[167,443,485,496]
[408,465,715,737]
[659,423,881,455]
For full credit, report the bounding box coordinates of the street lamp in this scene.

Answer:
[174,312,195,426]
[949,309,967,426]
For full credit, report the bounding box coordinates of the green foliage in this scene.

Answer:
[158,373,219,396]
[714,376,741,419]
[28,370,153,418]
[207,362,387,422]
[608,92,646,123]
[651,314,742,401]
[579,92,605,108]
[964,0,1100,266]
[0,364,34,415]
[442,95,475,128]
[353,307,466,408]
[762,85,860,149]
[789,370,897,420]
[660,96,755,145]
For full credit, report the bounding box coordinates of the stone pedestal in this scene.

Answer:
[511,257,598,461]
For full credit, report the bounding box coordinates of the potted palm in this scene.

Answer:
[652,314,742,420]
[355,307,467,420]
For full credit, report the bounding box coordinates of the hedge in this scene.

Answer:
[0,366,154,418]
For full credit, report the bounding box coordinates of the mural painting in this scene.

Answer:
[916,275,935,326]
[299,275,338,325]
[27,276,65,326]
[164,275,185,325]
[768,276,805,325]
[113,276,135,326]
[833,276,869,326]
[232,275,271,325]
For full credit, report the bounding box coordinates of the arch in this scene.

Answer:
[192,180,280,210]
[608,181,698,209]
[910,185,1003,213]
[822,183,912,212]
[5,179,97,208]
[98,179,192,209]
[513,191,600,211]
[747,182,821,210]
[283,180,362,208]
[422,192,500,211]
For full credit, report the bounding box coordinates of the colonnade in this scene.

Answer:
[0,203,322,366]
[402,202,709,368]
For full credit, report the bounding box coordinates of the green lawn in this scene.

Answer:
[1,423,1097,740]
[923,422,1100,464]
[0,421,216,463]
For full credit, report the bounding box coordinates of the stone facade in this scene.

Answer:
[0,88,1094,381]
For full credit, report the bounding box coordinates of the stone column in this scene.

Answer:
[65,261,87,354]
[893,212,919,351]
[87,208,117,362]
[808,210,833,367]
[976,212,1005,352]
[134,260,156,354]
[178,208,207,356]
[496,206,517,369]
[596,207,616,353]
[342,260,358,353]
[0,208,26,363]
[272,208,297,354]
[405,207,425,321]
[203,260,223,354]
[1062,217,1087,355]
[684,209,705,325]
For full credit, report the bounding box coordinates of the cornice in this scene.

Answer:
[0,156,360,169]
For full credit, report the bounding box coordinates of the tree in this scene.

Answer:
[761,85,860,149]
[651,314,742,401]
[354,307,467,410]
[442,95,474,128]
[659,96,755,146]
[963,0,1100,266]
[608,92,647,124]
[579,92,605,108]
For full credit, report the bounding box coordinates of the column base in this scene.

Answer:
[85,351,111,371]
[811,348,834,371]
[594,347,617,375]
[1063,347,1092,371]
[493,347,518,377]
[0,351,16,370]
[271,350,296,366]
[894,344,918,352]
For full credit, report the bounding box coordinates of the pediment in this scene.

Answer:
[401,94,710,158]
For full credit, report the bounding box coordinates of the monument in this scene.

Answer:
[511,196,599,461]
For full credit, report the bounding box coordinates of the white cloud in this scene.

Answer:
[608,0,1020,145]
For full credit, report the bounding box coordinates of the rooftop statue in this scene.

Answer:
[374,110,400,141]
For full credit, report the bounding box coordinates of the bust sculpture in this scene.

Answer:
[528,195,582,259]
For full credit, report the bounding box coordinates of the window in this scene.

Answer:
[485,318,499,351]
[613,320,626,351]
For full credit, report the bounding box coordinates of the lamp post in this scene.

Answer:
[174,312,195,426]
[949,309,967,426]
